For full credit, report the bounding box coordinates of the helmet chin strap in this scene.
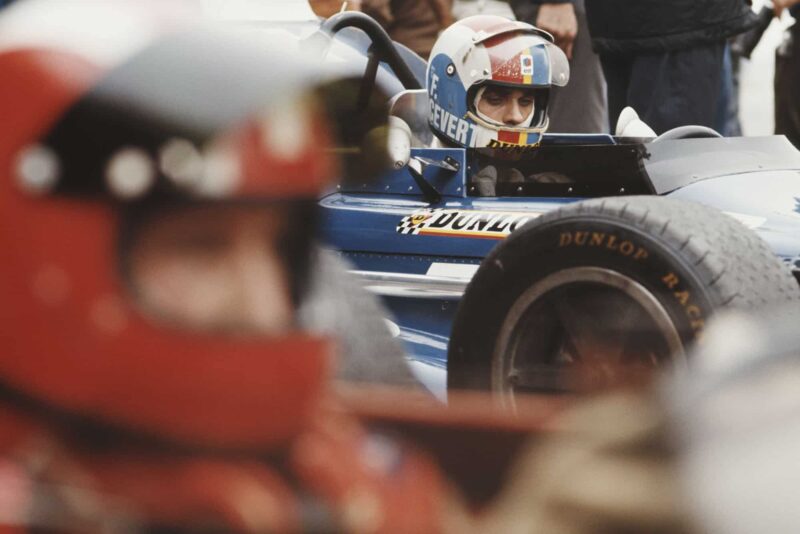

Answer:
[473,86,535,128]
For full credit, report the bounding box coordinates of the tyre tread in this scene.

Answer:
[550,196,800,310]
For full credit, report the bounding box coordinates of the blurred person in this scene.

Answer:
[669,304,800,534]
[714,42,743,136]
[361,0,454,59]
[726,3,777,136]
[775,0,800,148]
[308,0,362,18]
[585,0,758,135]
[309,0,453,59]
[0,1,458,531]
[510,0,607,133]
[473,390,699,534]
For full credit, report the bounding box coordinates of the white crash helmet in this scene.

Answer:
[426,15,569,149]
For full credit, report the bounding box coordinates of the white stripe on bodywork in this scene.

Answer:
[351,270,471,298]
[426,262,479,280]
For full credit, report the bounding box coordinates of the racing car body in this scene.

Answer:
[320,124,800,397]
[182,5,800,400]
[300,12,800,400]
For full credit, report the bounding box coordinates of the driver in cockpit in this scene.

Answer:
[424,14,570,195]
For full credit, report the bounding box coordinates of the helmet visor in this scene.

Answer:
[484,33,570,88]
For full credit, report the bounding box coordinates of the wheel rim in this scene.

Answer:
[491,267,686,406]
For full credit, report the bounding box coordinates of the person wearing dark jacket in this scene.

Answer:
[585,0,757,134]
[361,0,453,58]
[775,0,800,149]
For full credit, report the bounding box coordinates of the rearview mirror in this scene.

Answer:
[387,116,412,169]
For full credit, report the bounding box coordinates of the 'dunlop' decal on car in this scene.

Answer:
[397,208,540,239]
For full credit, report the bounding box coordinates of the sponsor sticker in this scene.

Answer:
[397,208,540,239]
[520,54,534,76]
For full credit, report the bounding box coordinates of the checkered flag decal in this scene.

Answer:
[397,208,440,235]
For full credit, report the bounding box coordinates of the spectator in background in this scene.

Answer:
[715,42,743,137]
[775,0,800,148]
[585,0,758,135]
[308,0,361,17]
[510,0,607,133]
[361,0,454,58]
[309,0,453,60]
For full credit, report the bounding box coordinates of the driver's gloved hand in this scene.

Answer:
[474,165,498,197]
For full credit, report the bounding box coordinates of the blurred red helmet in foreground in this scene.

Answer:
[0,0,337,451]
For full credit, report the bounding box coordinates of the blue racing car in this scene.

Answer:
[310,11,800,401]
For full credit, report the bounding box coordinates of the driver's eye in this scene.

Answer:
[484,94,506,106]
[519,98,534,108]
